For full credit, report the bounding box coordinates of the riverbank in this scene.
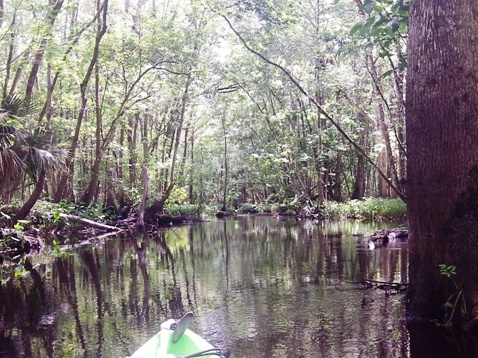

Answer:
[234,197,407,221]
[0,198,406,263]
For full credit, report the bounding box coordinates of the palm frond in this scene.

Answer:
[0,93,37,122]
[0,147,23,195]
[16,128,47,148]
[21,147,66,180]
[0,125,17,147]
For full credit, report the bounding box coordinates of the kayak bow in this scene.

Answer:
[128,312,225,358]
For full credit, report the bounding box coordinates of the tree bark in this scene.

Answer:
[188,129,195,204]
[0,0,4,27]
[368,55,399,197]
[12,169,46,225]
[407,0,478,323]
[351,151,365,200]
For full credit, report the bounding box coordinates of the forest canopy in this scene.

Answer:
[0,0,408,220]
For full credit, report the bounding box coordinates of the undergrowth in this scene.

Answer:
[323,198,406,221]
[236,197,406,221]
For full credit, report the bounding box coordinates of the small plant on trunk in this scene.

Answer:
[439,264,466,327]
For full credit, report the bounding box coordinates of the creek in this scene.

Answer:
[0,216,476,357]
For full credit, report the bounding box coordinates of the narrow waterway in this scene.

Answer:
[0,216,476,357]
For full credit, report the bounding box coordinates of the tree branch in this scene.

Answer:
[221,15,406,201]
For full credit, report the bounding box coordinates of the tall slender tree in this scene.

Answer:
[54,0,109,202]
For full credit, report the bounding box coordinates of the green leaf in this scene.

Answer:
[380,69,394,78]
[349,23,363,36]
[373,4,384,14]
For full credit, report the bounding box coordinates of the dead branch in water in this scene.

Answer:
[58,213,120,231]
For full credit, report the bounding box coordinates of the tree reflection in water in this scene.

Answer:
[1,217,477,357]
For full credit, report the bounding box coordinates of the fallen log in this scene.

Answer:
[362,278,408,292]
[216,211,233,218]
[59,213,120,231]
[369,228,408,243]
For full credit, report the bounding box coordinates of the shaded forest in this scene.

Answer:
[0,0,408,223]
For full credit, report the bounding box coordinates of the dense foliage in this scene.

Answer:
[0,0,408,221]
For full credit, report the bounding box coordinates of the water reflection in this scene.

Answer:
[0,217,475,357]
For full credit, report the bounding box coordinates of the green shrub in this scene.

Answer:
[237,203,259,214]
[164,204,200,216]
[258,203,273,213]
[323,198,406,221]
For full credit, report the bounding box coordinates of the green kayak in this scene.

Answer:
[128,312,225,358]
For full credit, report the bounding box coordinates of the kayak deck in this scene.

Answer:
[129,328,217,358]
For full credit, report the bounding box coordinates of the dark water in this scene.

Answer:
[0,216,476,357]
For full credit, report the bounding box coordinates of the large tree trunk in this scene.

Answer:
[407,0,478,324]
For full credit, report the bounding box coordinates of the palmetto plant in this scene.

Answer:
[0,94,65,224]
[0,94,30,200]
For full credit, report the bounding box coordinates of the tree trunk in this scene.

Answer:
[54,0,109,202]
[147,74,192,215]
[136,113,151,231]
[25,0,65,104]
[377,150,388,197]
[12,169,46,225]
[0,0,4,27]
[3,17,15,100]
[135,165,149,232]
[188,129,195,204]
[351,152,365,200]
[407,0,478,324]
[128,114,139,188]
[351,122,366,200]
[221,114,228,212]
[79,50,104,205]
[333,150,343,202]
[146,183,174,220]
[80,62,161,205]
